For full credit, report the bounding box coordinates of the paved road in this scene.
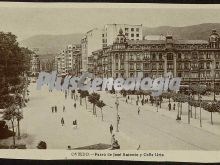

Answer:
[100,92,220,150]
[19,84,220,150]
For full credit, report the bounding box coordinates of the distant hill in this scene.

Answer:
[19,33,84,55]
[19,23,220,56]
[143,23,220,40]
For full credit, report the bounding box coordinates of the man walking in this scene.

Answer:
[138,106,140,115]
[61,117,64,126]
[110,124,113,134]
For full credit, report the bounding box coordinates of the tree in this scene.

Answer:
[191,85,206,127]
[202,101,219,125]
[172,93,188,120]
[189,99,200,119]
[80,91,89,109]
[88,93,100,116]
[96,100,106,121]
[3,104,22,146]
[162,92,173,104]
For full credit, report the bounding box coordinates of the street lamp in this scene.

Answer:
[115,93,119,132]
[188,66,192,124]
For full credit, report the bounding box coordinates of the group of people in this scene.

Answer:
[51,104,78,128]
[168,102,176,111]
[60,117,78,128]
[51,106,58,113]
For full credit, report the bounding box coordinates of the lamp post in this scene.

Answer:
[188,66,192,124]
[115,93,119,132]
[213,71,216,101]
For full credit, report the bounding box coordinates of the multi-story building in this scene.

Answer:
[30,53,40,77]
[54,44,81,76]
[81,28,103,72]
[102,24,143,47]
[91,29,220,88]
[81,24,143,72]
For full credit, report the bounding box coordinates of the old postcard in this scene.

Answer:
[0,2,220,162]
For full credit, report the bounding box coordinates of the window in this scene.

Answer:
[125,33,129,36]
[136,28,139,32]
[130,54,134,60]
[168,63,173,69]
[216,62,219,69]
[131,28,134,31]
[115,63,118,70]
[159,63,163,69]
[159,53,162,60]
[200,63,204,69]
[136,34,139,37]
[184,63,189,69]
[206,62,210,69]
[129,63,134,70]
[167,53,173,60]
[125,28,128,32]
[152,63,157,69]
[152,53,156,60]
[206,54,211,59]
[136,54,140,60]
[120,63,124,70]
[144,63,149,70]
[131,33,134,37]
[136,63,141,70]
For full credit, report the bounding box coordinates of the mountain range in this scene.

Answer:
[19,23,220,56]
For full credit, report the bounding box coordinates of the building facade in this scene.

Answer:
[81,24,143,72]
[54,44,81,76]
[30,53,40,77]
[81,28,103,72]
[102,24,143,48]
[91,29,220,88]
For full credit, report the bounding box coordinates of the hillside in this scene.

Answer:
[19,33,84,55]
[143,23,220,40]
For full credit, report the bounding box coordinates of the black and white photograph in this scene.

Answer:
[0,2,220,162]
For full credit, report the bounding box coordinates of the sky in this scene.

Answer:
[1,3,220,41]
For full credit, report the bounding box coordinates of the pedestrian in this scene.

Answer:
[141,99,144,105]
[173,103,176,110]
[117,115,120,124]
[52,106,54,113]
[138,107,140,115]
[136,100,138,106]
[72,120,77,128]
[74,103,76,109]
[63,105,65,112]
[110,124,113,134]
[168,103,171,111]
[126,99,128,104]
[61,117,64,126]
[55,106,57,113]
[128,96,130,100]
